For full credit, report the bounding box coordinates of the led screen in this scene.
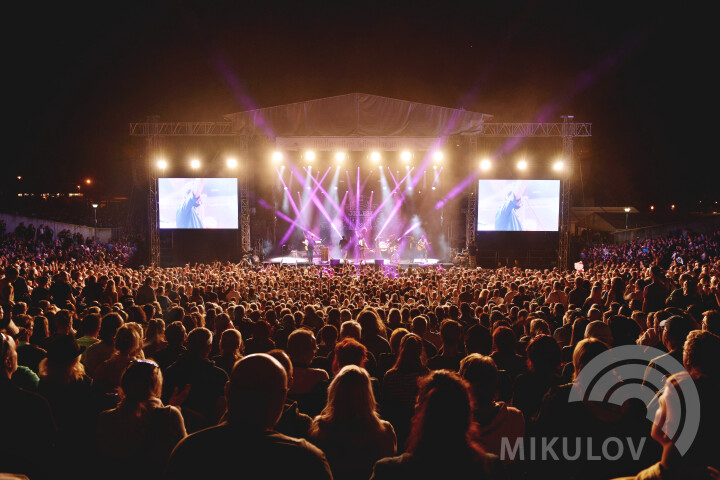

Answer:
[158,178,238,229]
[477,179,560,231]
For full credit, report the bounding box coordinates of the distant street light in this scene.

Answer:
[92,203,99,240]
[624,207,631,230]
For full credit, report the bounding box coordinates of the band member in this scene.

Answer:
[303,232,315,265]
[495,180,527,231]
[357,228,370,263]
[175,178,206,228]
[339,235,349,261]
[417,234,430,261]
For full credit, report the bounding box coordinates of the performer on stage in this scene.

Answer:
[303,232,316,265]
[357,228,370,264]
[339,235,349,261]
[417,234,430,261]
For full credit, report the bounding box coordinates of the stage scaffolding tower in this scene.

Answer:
[470,118,591,270]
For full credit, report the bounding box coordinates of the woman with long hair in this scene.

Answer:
[97,359,187,480]
[100,279,118,306]
[371,370,505,479]
[310,365,396,480]
[381,334,428,451]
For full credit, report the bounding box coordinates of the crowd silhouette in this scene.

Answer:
[1,228,719,480]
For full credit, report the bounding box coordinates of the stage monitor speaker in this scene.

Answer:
[330,259,341,267]
[375,259,384,269]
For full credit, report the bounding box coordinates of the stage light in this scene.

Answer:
[401,151,411,162]
[650,205,655,211]
[433,151,443,163]
[371,151,381,163]
[553,160,564,171]
[272,151,283,164]
[190,159,200,169]
[85,178,92,185]
[480,159,492,171]
[517,160,527,170]
[226,158,238,168]
[157,159,168,170]
[335,152,346,163]
[432,186,436,190]
[671,204,676,210]
[624,207,631,213]
[305,151,316,161]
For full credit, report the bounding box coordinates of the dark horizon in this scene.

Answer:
[5,1,714,211]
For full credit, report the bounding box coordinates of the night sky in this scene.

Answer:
[7,1,713,209]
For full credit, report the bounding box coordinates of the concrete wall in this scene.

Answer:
[0,213,114,243]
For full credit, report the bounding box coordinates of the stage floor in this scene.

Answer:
[264,256,442,267]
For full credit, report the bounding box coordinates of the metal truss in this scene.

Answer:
[474,120,591,270]
[130,122,234,136]
[477,122,591,138]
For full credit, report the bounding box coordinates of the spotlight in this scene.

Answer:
[305,151,316,161]
[650,205,655,211]
[480,159,491,171]
[624,207,631,213]
[433,151,443,163]
[190,159,200,169]
[517,160,527,170]
[272,151,283,164]
[85,178,92,185]
[157,159,168,170]
[371,151,381,163]
[226,158,238,168]
[431,186,436,191]
[401,151,411,162]
[553,160,564,171]
[335,152,346,163]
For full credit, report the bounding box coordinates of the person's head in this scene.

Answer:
[683,330,720,380]
[315,365,380,431]
[318,324,338,347]
[392,333,426,373]
[459,354,498,405]
[659,315,695,352]
[114,324,143,357]
[80,313,101,338]
[607,315,641,346]
[389,327,409,354]
[439,319,462,349]
[407,370,479,457]
[529,318,550,337]
[701,310,719,335]
[492,326,516,354]
[526,335,561,374]
[41,334,85,382]
[332,337,368,374]
[339,320,361,341]
[145,318,165,344]
[119,359,162,408]
[225,354,288,430]
[53,309,73,335]
[572,338,610,381]
[464,324,492,355]
[1,332,18,379]
[356,308,385,338]
[412,316,428,336]
[219,328,243,358]
[164,321,186,348]
[585,320,613,346]
[186,327,213,359]
[286,328,317,366]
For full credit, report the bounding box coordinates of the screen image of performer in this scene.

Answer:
[175,179,206,228]
[494,180,526,231]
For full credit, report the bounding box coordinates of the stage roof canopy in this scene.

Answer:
[224,93,492,138]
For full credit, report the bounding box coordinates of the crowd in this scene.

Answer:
[580,229,720,268]
[1,228,719,480]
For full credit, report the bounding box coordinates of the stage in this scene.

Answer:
[264,255,444,268]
